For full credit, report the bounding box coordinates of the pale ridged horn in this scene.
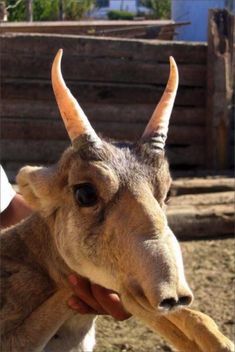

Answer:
[142,56,179,150]
[51,49,101,144]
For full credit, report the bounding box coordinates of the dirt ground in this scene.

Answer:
[94,238,235,352]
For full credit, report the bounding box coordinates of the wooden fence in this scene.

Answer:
[1,10,234,180]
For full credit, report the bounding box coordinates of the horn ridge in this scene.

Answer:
[142,56,179,149]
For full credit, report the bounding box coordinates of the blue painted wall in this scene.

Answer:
[171,0,235,42]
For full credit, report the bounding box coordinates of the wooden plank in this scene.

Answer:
[0,33,207,64]
[169,191,234,206]
[0,20,174,34]
[2,79,206,106]
[1,82,206,106]
[1,101,206,123]
[0,21,191,41]
[1,53,206,87]
[171,178,234,195]
[0,20,178,40]
[1,140,204,167]
[1,119,205,144]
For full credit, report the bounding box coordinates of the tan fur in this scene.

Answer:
[1,141,233,352]
[0,136,191,352]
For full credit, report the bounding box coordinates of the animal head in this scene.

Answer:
[17,49,193,318]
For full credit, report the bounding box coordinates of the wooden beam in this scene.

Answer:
[171,177,234,196]
[0,21,187,41]
[206,9,234,169]
[1,83,206,106]
[169,191,234,206]
[0,97,206,126]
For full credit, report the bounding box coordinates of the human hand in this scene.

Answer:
[67,274,131,321]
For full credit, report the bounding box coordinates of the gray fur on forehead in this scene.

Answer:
[73,135,170,185]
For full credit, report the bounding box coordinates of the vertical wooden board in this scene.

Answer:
[206,9,234,170]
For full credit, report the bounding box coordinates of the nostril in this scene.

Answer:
[178,295,193,306]
[159,294,193,311]
[159,297,177,310]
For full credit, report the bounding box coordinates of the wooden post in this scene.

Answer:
[206,9,234,170]
[26,0,33,22]
[0,1,7,21]
[58,0,64,21]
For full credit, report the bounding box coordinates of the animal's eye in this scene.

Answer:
[74,183,98,207]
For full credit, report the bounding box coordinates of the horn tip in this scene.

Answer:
[56,48,63,60]
[169,56,176,67]
[52,49,63,76]
[169,56,179,82]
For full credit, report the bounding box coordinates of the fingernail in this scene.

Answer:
[68,274,78,286]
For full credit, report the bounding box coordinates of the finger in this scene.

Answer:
[68,274,106,314]
[90,284,131,321]
[67,295,97,315]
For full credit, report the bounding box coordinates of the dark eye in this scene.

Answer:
[74,183,98,207]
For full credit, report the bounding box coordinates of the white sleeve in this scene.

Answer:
[0,165,16,213]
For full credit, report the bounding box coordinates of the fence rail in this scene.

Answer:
[0,20,177,40]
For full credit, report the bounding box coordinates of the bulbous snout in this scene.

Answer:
[158,289,193,312]
[126,273,194,314]
[156,228,194,312]
[122,227,194,315]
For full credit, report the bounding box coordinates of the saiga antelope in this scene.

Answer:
[0,50,233,352]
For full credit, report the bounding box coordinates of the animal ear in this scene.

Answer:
[141,57,179,151]
[51,49,102,147]
[16,165,60,214]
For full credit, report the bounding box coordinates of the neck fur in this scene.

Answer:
[3,213,72,288]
